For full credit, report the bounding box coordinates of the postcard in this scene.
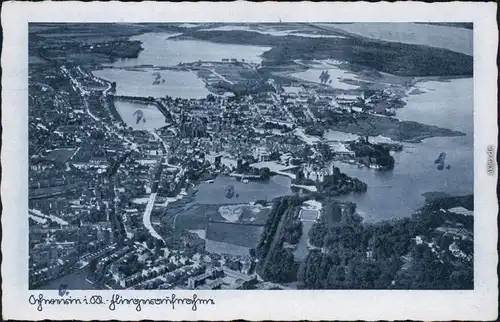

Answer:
[1,1,498,320]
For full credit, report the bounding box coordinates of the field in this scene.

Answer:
[213,64,257,82]
[294,220,315,260]
[187,61,262,96]
[164,204,226,231]
[164,202,271,231]
[238,205,271,225]
[204,239,252,257]
[206,221,264,248]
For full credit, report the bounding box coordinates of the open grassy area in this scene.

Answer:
[161,201,271,233]
[163,204,226,231]
[205,239,252,257]
[206,221,264,248]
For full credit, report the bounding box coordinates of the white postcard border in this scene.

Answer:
[1,1,498,320]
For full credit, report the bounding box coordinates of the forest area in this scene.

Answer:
[300,195,473,289]
[179,29,473,77]
[253,194,473,289]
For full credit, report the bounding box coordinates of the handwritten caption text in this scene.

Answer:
[29,293,215,312]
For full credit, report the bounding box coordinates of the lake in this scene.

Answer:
[193,175,292,205]
[333,78,473,222]
[113,100,167,130]
[109,32,272,67]
[93,68,211,99]
[33,269,97,290]
[291,65,360,90]
[94,32,272,100]
[315,23,473,56]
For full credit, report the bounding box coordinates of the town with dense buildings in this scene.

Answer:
[28,23,474,290]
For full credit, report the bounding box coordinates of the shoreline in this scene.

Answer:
[323,113,467,144]
[90,64,467,145]
[85,31,470,146]
[421,191,474,204]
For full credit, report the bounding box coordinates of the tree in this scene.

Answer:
[87,258,98,276]
[259,167,271,180]
[135,231,147,243]
[450,266,473,289]
[155,238,165,249]
[269,151,280,161]
[262,248,298,283]
[154,245,162,257]
[308,221,328,247]
[283,220,303,245]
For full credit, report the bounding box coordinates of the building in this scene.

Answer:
[31,241,77,265]
[205,278,223,290]
[336,94,359,105]
[221,267,256,289]
[188,268,255,289]
[187,271,213,289]
[351,106,363,113]
[253,146,271,162]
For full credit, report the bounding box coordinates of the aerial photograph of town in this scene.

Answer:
[28,22,474,291]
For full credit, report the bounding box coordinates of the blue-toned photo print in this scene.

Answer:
[28,22,474,291]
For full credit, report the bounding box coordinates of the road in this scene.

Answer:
[142,153,165,241]
[207,68,235,85]
[142,129,189,240]
[142,192,163,241]
[190,67,235,85]
[61,65,191,245]
[29,208,68,225]
[61,65,140,152]
[149,129,189,232]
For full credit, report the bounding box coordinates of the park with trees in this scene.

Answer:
[252,192,473,289]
